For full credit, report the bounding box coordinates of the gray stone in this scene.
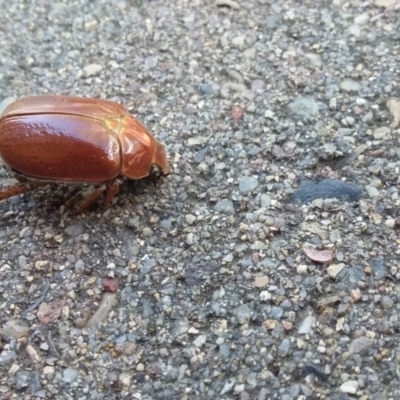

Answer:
[291,179,362,204]
[340,79,363,92]
[349,336,372,354]
[278,339,290,357]
[0,351,17,365]
[298,316,315,334]
[234,304,252,324]
[215,199,235,214]
[15,370,31,389]
[287,96,320,119]
[3,319,29,339]
[62,368,79,383]
[238,176,259,194]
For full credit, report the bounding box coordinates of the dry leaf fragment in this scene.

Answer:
[26,344,42,364]
[300,223,327,239]
[37,299,65,325]
[316,295,340,311]
[103,277,119,293]
[303,248,334,263]
[370,148,385,157]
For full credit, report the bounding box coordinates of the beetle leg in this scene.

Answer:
[77,186,106,213]
[77,179,121,213]
[104,179,120,208]
[0,182,50,201]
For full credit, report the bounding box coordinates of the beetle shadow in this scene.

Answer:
[0,175,167,217]
[122,176,164,196]
[39,181,151,213]
[32,183,85,215]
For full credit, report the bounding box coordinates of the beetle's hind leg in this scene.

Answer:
[0,182,51,202]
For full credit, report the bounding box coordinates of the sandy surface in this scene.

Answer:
[1,0,400,399]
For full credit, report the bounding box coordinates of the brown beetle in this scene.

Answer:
[0,95,170,212]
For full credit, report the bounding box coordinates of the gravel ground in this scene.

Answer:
[0,0,400,399]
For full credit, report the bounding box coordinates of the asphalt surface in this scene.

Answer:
[1,0,400,399]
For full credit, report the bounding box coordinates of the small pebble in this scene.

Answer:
[340,380,358,394]
[298,316,316,334]
[340,79,362,92]
[86,293,117,328]
[215,199,235,214]
[62,368,79,383]
[83,63,102,77]
[238,176,259,194]
[3,319,30,339]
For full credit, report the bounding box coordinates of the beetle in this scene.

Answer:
[0,95,170,212]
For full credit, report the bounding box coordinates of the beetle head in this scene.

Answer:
[148,164,162,182]
[119,115,170,181]
[151,140,170,177]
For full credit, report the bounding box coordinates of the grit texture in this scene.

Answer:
[0,0,400,399]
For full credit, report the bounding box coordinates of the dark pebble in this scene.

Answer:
[291,179,362,204]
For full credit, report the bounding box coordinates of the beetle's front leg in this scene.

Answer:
[0,182,51,202]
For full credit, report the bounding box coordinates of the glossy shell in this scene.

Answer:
[0,95,170,183]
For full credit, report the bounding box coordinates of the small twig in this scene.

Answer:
[21,280,50,317]
[47,331,61,358]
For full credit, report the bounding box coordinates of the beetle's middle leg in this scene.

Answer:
[77,179,121,213]
[77,186,106,213]
[0,182,51,202]
[104,179,121,208]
